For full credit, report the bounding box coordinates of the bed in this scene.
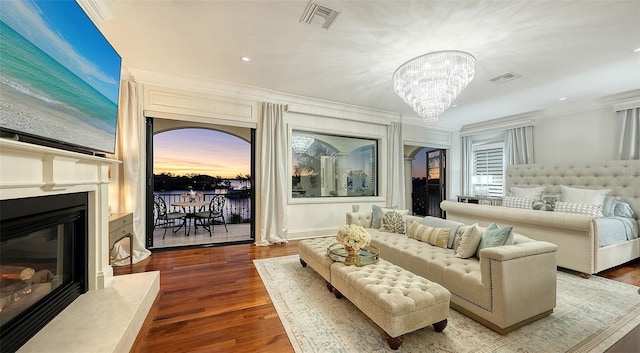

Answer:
[441,160,640,276]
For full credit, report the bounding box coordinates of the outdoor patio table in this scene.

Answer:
[171,200,209,235]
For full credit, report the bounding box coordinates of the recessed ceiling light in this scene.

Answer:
[241,56,251,62]
[559,97,567,101]
[634,48,640,53]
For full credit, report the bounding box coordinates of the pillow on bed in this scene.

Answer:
[560,185,609,206]
[555,202,603,217]
[614,201,635,218]
[510,186,545,199]
[503,196,535,209]
[602,196,621,217]
[533,200,553,211]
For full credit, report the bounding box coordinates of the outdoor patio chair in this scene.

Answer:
[194,194,228,236]
[153,195,187,238]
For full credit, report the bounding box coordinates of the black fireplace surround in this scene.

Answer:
[0,193,88,353]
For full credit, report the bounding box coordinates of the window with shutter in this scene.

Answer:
[473,143,504,197]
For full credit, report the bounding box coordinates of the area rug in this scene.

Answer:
[254,255,640,353]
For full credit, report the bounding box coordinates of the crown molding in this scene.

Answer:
[76,0,118,27]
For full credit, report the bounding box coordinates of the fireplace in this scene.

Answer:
[0,193,88,353]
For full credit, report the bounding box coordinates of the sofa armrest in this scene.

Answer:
[476,239,558,328]
[346,212,373,228]
[479,240,558,262]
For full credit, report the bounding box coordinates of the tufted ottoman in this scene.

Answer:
[298,237,336,291]
[330,259,450,350]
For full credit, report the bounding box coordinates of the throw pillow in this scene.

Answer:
[372,205,398,229]
[541,194,561,210]
[602,196,621,217]
[614,201,635,218]
[380,209,409,234]
[510,186,545,199]
[454,223,482,259]
[555,202,603,217]
[408,222,450,248]
[452,225,470,251]
[560,185,609,206]
[420,216,463,248]
[476,223,513,257]
[533,200,553,211]
[502,196,535,209]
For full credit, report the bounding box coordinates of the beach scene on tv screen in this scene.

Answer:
[0,0,121,153]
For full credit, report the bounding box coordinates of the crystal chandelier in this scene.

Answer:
[393,50,475,122]
[291,135,315,154]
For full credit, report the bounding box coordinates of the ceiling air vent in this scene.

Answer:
[490,72,521,84]
[299,1,341,30]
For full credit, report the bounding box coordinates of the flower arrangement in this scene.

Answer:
[336,224,371,253]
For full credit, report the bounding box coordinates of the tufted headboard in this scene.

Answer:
[505,160,640,219]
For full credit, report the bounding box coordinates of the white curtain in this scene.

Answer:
[111,80,151,265]
[505,126,534,165]
[618,108,640,160]
[387,121,405,208]
[257,102,288,246]
[460,135,473,196]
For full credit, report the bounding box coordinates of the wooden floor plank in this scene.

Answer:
[114,241,639,353]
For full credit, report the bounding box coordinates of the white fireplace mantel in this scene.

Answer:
[0,138,119,290]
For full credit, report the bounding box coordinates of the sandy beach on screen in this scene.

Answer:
[0,80,115,153]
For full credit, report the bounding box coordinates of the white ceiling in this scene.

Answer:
[97,0,640,130]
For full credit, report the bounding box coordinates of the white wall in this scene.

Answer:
[534,106,620,164]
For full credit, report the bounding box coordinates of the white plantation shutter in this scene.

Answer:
[473,143,504,197]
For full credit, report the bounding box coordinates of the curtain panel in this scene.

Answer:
[618,108,640,160]
[387,121,405,208]
[505,126,534,165]
[460,135,473,196]
[113,80,151,265]
[257,102,289,246]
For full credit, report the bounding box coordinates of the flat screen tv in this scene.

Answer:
[0,0,122,155]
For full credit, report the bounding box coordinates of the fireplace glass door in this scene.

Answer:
[0,193,88,353]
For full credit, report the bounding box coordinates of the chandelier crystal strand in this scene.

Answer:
[291,135,315,154]
[393,50,475,122]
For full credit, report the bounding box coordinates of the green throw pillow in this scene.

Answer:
[533,200,553,211]
[372,205,398,229]
[476,223,513,257]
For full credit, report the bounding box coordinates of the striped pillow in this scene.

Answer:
[408,222,450,248]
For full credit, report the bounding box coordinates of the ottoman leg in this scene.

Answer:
[300,258,307,267]
[433,319,448,333]
[332,288,343,299]
[385,334,404,350]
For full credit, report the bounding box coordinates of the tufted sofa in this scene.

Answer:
[346,212,558,334]
[442,160,640,276]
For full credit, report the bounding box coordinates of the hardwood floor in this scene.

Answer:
[114,242,640,353]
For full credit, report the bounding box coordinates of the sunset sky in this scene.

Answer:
[154,128,432,179]
[412,148,428,179]
[153,129,250,178]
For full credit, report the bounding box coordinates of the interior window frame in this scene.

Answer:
[289,129,380,202]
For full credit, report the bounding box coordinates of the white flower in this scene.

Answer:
[336,224,371,251]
